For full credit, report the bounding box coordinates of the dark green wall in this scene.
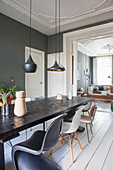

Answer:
[0,13,48,96]
[48,33,63,54]
[77,51,90,91]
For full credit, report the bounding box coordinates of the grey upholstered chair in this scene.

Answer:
[12,114,64,170]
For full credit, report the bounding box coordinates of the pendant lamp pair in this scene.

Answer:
[47,0,65,72]
[24,0,37,73]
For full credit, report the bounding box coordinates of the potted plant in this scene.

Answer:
[8,85,19,97]
[0,91,11,115]
[0,92,11,105]
[0,84,19,104]
[0,84,5,93]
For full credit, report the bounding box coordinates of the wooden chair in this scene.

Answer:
[80,103,97,143]
[61,106,84,163]
[82,101,92,115]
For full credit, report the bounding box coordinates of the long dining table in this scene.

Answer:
[0,96,93,170]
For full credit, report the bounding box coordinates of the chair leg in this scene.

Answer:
[69,135,74,163]
[86,124,90,143]
[90,123,93,135]
[26,129,27,140]
[61,133,64,144]
[74,132,82,150]
[50,148,54,155]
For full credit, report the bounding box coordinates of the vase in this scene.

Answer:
[14,91,27,117]
[1,99,9,116]
[1,105,5,116]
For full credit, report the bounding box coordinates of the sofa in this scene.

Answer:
[82,92,113,101]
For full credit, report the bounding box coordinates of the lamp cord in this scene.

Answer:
[59,0,60,63]
[55,0,57,61]
[30,0,31,56]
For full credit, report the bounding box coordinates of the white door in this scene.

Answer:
[48,53,64,97]
[25,47,45,99]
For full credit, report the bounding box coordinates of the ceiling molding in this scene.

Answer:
[64,22,113,56]
[59,0,113,27]
[2,0,51,28]
[2,0,113,30]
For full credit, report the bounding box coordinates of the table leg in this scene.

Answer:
[0,142,5,170]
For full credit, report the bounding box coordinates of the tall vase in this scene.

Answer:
[14,91,27,117]
[1,105,5,116]
[1,99,7,116]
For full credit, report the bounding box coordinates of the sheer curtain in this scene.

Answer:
[96,56,112,85]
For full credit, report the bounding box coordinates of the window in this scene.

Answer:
[97,56,112,85]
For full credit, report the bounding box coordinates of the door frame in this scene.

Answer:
[25,46,45,98]
[63,22,113,96]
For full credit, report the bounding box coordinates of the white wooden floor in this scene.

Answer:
[5,101,113,170]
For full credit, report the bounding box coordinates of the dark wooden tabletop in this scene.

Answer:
[0,96,93,141]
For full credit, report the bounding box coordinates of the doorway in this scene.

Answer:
[63,22,113,95]
[25,46,45,99]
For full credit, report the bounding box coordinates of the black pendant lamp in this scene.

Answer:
[57,0,65,71]
[24,0,37,73]
[47,0,65,72]
[47,60,65,71]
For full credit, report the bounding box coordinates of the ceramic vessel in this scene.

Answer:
[14,91,27,117]
[56,93,63,100]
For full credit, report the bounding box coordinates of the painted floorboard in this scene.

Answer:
[102,140,113,170]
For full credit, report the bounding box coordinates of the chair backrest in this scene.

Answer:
[66,106,85,133]
[83,101,92,111]
[42,114,64,151]
[89,103,97,120]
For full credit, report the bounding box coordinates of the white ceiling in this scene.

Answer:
[1,0,113,35]
[78,36,113,56]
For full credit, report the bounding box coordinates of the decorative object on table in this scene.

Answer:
[56,93,63,100]
[24,0,37,73]
[0,91,11,116]
[47,0,65,72]
[69,89,72,100]
[14,91,27,117]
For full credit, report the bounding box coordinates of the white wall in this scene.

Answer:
[48,53,66,97]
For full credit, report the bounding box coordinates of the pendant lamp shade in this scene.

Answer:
[24,55,37,73]
[24,0,37,73]
[47,60,65,71]
[47,0,65,72]
[58,63,65,71]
